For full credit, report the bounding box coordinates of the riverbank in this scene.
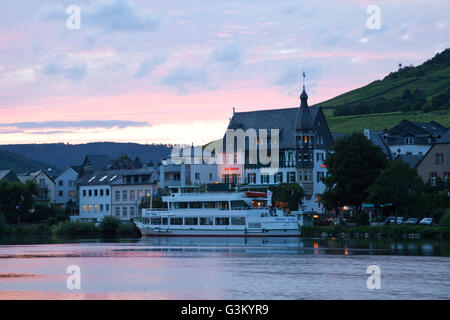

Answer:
[0,218,141,239]
[301,225,450,239]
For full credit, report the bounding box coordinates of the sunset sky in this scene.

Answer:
[0,0,448,145]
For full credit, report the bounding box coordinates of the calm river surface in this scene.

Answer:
[0,237,449,299]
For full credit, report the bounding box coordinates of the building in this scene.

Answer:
[416,129,450,187]
[223,83,334,214]
[363,129,393,160]
[0,169,20,182]
[78,171,117,221]
[383,120,447,157]
[54,166,81,207]
[80,154,111,177]
[111,166,159,221]
[159,146,219,189]
[18,170,56,205]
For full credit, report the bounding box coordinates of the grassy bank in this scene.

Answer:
[302,225,450,239]
[0,217,141,238]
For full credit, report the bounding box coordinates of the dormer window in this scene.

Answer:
[403,135,415,145]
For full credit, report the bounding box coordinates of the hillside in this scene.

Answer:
[0,143,172,170]
[320,48,450,116]
[0,150,53,174]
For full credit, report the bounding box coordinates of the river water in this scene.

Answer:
[0,237,449,299]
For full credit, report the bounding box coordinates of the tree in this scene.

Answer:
[269,183,304,211]
[321,133,388,215]
[0,180,38,225]
[368,160,425,217]
[139,195,165,209]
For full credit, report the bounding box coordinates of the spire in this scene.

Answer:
[296,70,313,131]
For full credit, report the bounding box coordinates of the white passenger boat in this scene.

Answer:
[134,187,301,237]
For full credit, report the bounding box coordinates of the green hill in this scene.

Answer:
[320,48,450,115]
[0,150,52,174]
[316,48,450,133]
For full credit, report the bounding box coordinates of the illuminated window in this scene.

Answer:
[82,205,87,212]
[436,153,444,164]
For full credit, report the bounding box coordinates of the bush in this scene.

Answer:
[440,211,450,227]
[52,221,97,236]
[98,216,120,235]
[0,214,6,236]
[118,223,141,237]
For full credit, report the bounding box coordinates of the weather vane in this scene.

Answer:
[302,70,306,88]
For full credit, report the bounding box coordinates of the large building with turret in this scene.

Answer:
[222,84,334,214]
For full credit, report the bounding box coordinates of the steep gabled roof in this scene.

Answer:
[395,154,423,168]
[437,128,450,143]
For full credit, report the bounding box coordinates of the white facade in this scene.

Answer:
[389,144,430,157]
[54,167,79,206]
[78,184,112,221]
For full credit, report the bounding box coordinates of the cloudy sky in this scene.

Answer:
[0,0,448,145]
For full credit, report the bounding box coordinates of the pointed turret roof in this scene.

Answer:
[296,85,314,131]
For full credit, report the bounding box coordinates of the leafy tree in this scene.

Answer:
[98,216,120,234]
[269,183,304,211]
[0,180,38,225]
[139,195,165,209]
[321,133,388,215]
[368,160,425,217]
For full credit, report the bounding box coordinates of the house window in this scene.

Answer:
[94,189,98,196]
[100,204,104,211]
[261,174,270,184]
[130,206,135,217]
[59,180,63,186]
[82,190,86,197]
[145,190,151,197]
[94,205,98,212]
[288,172,296,183]
[88,204,92,212]
[444,172,449,184]
[69,180,73,187]
[275,172,283,183]
[122,190,127,201]
[316,153,324,162]
[247,173,256,184]
[68,191,73,197]
[82,205,87,212]
[115,207,120,217]
[58,191,63,197]
[88,190,92,197]
[130,190,135,201]
[138,190,143,198]
[404,135,415,145]
[106,189,109,196]
[100,189,104,196]
[317,171,325,183]
[115,191,120,201]
[430,173,438,186]
[122,207,128,218]
[195,173,200,180]
[209,173,213,180]
[105,204,109,212]
[436,153,444,164]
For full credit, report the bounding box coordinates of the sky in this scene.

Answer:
[0,0,448,145]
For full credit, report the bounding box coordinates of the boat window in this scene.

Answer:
[143,218,149,224]
[231,200,249,209]
[231,217,246,225]
[176,202,188,209]
[162,217,168,225]
[204,202,216,208]
[190,202,202,209]
[151,218,161,225]
[185,217,198,225]
[248,222,261,228]
[199,217,213,225]
[219,201,229,209]
[215,217,230,225]
[170,217,183,225]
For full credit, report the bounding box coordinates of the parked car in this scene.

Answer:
[405,218,419,225]
[419,217,433,225]
[395,217,405,224]
[384,216,395,225]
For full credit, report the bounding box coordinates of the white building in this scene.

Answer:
[78,172,117,221]
[54,166,80,207]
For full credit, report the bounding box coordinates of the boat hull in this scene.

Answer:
[138,227,301,237]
